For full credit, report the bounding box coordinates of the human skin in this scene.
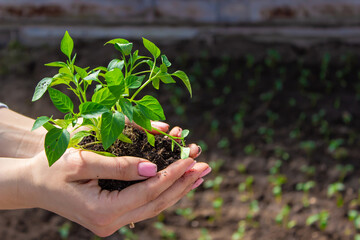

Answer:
[0,108,210,237]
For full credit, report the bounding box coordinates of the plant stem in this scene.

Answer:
[153,128,184,148]
[130,58,157,101]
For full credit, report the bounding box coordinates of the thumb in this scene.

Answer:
[66,150,157,181]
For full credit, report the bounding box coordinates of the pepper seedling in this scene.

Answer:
[31,31,192,166]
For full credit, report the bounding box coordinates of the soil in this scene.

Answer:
[1,39,360,239]
[79,126,181,191]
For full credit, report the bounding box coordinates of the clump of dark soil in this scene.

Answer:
[79,125,181,191]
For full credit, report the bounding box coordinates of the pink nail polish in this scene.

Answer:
[138,162,157,177]
[199,167,212,178]
[191,178,204,190]
[151,122,169,130]
[185,161,196,172]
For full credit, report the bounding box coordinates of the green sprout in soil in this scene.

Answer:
[118,226,139,240]
[275,205,296,229]
[306,210,330,231]
[231,221,246,240]
[327,182,345,207]
[175,207,196,221]
[153,222,176,240]
[300,165,316,178]
[268,174,287,203]
[31,31,192,166]
[348,210,360,231]
[209,159,225,174]
[296,181,316,208]
[198,228,212,240]
[336,164,354,182]
[246,200,260,226]
[204,175,223,192]
[238,176,254,202]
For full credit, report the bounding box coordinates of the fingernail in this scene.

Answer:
[177,128,183,137]
[138,162,157,177]
[151,121,169,130]
[195,145,202,158]
[199,167,212,178]
[191,178,204,190]
[185,161,196,172]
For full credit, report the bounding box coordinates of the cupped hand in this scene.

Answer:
[24,148,210,237]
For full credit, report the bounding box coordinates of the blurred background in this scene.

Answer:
[1,0,360,239]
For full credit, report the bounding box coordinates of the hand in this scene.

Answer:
[20,149,210,237]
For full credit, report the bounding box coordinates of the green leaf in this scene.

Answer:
[115,43,133,56]
[133,106,152,130]
[45,61,68,68]
[48,88,74,113]
[181,147,190,159]
[69,130,91,147]
[125,75,145,89]
[160,63,168,73]
[152,77,160,90]
[101,111,125,149]
[181,129,190,138]
[32,116,51,131]
[104,38,129,45]
[119,98,134,122]
[306,215,319,226]
[158,72,176,84]
[60,31,74,59]
[145,131,155,147]
[136,95,165,121]
[118,133,133,144]
[161,55,171,67]
[92,87,118,108]
[143,38,160,59]
[172,70,192,97]
[105,68,124,86]
[108,84,126,98]
[32,77,53,102]
[74,65,88,79]
[107,59,124,71]
[79,102,109,118]
[45,128,70,166]
[84,70,101,82]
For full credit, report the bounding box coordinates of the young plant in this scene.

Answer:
[275,205,296,229]
[296,181,316,208]
[175,207,196,221]
[327,182,345,207]
[336,164,354,182]
[231,221,246,240]
[246,200,260,224]
[306,210,330,231]
[153,222,176,240]
[268,174,287,202]
[198,228,212,240]
[118,226,139,240]
[31,31,192,166]
[238,176,254,202]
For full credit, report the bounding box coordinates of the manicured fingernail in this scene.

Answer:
[138,162,157,177]
[199,167,212,178]
[151,121,169,130]
[185,161,196,171]
[195,145,202,158]
[177,128,183,137]
[191,178,204,190]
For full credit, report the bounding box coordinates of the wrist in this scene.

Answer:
[0,157,36,209]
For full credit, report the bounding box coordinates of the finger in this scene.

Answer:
[169,126,182,138]
[125,116,170,135]
[107,158,195,216]
[108,162,209,230]
[188,143,202,159]
[64,150,157,181]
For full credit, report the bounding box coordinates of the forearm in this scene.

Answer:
[0,157,34,209]
[0,108,46,158]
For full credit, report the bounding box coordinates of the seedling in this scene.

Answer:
[118,226,139,240]
[299,140,316,156]
[296,181,316,208]
[212,196,224,221]
[153,222,176,240]
[209,159,225,174]
[58,222,71,240]
[231,221,246,240]
[238,176,254,202]
[348,210,360,230]
[31,31,192,166]
[300,165,316,178]
[275,205,296,229]
[327,182,345,207]
[269,174,287,202]
[204,176,223,192]
[246,200,260,224]
[198,228,212,240]
[269,160,282,175]
[175,207,196,221]
[306,210,330,231]
[336,164,354,182]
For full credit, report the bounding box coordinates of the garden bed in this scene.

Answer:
[1,39,360,239]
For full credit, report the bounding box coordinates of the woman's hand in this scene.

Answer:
[17,149,210,237]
